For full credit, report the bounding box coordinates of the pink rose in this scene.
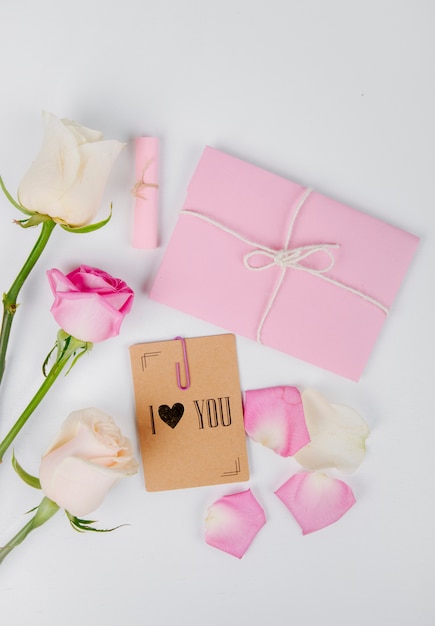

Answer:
[47,265,134,343]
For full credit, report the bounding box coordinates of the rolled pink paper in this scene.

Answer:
[132,136,159,248]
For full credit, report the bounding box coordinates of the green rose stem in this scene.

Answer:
[0,219,56,385]
[0,496,59,565]
[0,176,112,388]
[0,331,90,463]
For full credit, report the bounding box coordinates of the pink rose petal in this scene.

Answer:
[243,386,310,456]
[275,471,356,534]
[205,489,266,558]
[47,266,134,343]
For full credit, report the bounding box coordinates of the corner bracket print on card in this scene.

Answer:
[129,334,250,491]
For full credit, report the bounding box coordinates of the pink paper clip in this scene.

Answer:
[131,136,159,249]
[174,336,190,390]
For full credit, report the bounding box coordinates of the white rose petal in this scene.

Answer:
[40,456,122,517]
[18,111,124,227]
[52,140,124,226]
[18,112,80,211]
[294,388,370,473]
[39,408,138,516]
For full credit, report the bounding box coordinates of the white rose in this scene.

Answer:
[18,111,124,227]
[39,408,138,517]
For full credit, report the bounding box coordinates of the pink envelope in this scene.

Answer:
[150,147,419,380]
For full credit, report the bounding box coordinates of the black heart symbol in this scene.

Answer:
[158,403,184,429]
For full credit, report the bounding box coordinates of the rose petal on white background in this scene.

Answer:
[54,139,124,226]
[40,455,121,517]
[294,388,370,473]
[41,408,138,473]
[205,489,266,558]
[49,290,126,343]
[39,408,138,516]
[18,111,80,212]
[46,267,134,343]
[17,111,124,226]
[63,117,103,144]
[275,471,356,535]
[244,386,310,456]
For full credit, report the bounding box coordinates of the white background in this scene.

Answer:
[0,1,434,625]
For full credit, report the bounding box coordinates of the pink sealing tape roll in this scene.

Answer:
[132,136,159,248]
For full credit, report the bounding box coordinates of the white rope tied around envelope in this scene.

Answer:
[181,188,389,343]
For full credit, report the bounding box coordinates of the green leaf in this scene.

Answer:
[33,497,60,527]
[60,204,112,234]
[42,332,92,377]
[0,176,33,215]
[12,451,41,489]
[16,213,54,228]
[66,511,126,533]
[63,344,91,375]
[24,505,39,514]
[42,341,58,377]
